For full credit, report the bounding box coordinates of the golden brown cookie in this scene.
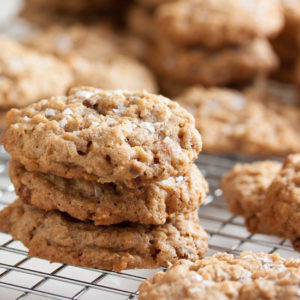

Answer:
[10,160,208,225]
[0,199,208,272]
[148,38,278,86]
[221,160,282,233]
[139,252,300,300]
[2,87,202,188]
[0,37,73,109]
[176,86,300,156]
[265,154,300,250]
[222,154,300,251]
[155,0,283,48]
[24,24,158,93]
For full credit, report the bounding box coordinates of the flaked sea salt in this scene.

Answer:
[45,108,56,117]
[140,122,155,133]
[62,108,73,115]
[106,118,117,126]
[58,117,68,128]
[113,105,126,114]
[75,90,96,99]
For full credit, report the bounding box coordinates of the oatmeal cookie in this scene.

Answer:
[148,38,278,86]
[265,154,300,250]
[24,25,158,93]
[2,87,202,188]
[0,37,73,109]
[155,0,283,48]
[221,161,282,233]
[68,54,157,93]
[176,87,300,156]
[139,252,300,300]
[222,155,300,251]
[10,160,208,225]
[0,199,208,272]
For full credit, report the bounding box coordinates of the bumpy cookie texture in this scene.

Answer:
[176,87,300,156]
[221,161,282,233]
[265,155,300,249]
[139,252,300,300]
[24,25,157,93]
[2,87,202,188]
[156,0,283,48]
[0,37,73,109]
[10,161,208,225]
[0,200,208,272]
[148,38,278,86]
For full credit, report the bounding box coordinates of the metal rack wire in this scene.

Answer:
[0,146,299,300]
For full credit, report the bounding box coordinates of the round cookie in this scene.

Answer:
[0,199,208,272]
[10,160,208,225]
[68,53,158,93]
[221,160,282,233]
[24,25,158,93]
[265,154,300,250]
[148,38,278,86]
[0,37,73,109]
[175,86,300,156]
[139,252,300,300]
[2,87,202,188]
[155,0,283,48]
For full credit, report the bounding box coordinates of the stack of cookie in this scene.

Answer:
[0,86,208,271]
[127,0,284,95]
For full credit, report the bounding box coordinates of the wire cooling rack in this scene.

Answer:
[0,146,299,300]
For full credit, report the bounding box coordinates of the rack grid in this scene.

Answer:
[0,146,299,300]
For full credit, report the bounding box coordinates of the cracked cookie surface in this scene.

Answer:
[2,87,202,187]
